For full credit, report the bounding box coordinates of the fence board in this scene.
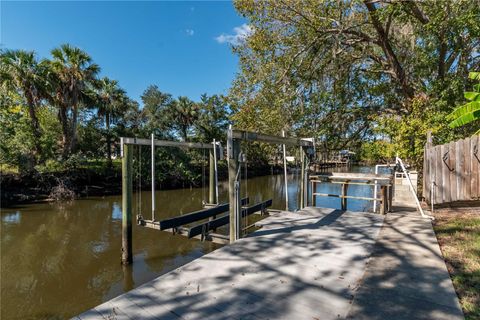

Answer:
[473,136,480,198]
[455,140,463,201]
[432,146,437,204]
[436,145,443,204]
[442,144,451,203]
[464,138,471,199]
[449,141,457,202]
[424,135,479,205]
[478,135,480,199]
[423,147,430,201]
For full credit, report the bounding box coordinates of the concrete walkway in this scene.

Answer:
[75,207,463,319]
[347,212,464,320]
[76,207,385,319]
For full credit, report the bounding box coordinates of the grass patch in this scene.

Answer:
[433,207,480,320]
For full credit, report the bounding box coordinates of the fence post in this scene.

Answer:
[122,142,133,265]
[423,131,433,203]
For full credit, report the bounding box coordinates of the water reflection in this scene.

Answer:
[1,167,375,319]
[2,211,21,224]
[111,202,122,220]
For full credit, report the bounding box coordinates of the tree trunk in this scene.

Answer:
[70,104,78,154]
[25,94,43,161]
[437,30,447,80]
[364,1,415,100]
[106,113,112,167]
[182,127,188,142]
[58,106,71,159]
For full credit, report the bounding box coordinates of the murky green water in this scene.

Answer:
[1,167,376,319]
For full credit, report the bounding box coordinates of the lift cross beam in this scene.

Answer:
[230,130,313,147]
[120,137,218,155]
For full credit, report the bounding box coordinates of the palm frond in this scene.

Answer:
[468,72,480,80]
[449,108,480,128]
[448,101,480,120]
[464,91,480,101]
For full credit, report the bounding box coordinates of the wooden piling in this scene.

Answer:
[209,148,216,204]
[122,143,133,265]
[299,147,306,209]
[380,186,387,215]
[282,130,289,211]
[341,182,349,210]
[388,185,393,212]
[311,180,316,207]
[228,129,241,243]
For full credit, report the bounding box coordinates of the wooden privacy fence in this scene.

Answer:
[423,134,480,205]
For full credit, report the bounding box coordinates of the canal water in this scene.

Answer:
[1,166,378,319]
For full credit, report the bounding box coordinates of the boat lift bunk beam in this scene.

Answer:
[142,197,250,231]
[188,199,273,239]
[138,198,271,245]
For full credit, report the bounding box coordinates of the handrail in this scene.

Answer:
[310,175,393,214]
[395,156,434,220]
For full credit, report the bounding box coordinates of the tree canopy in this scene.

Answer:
[229,0,480,161]
[0,46,230,176]
[1,1,479,174]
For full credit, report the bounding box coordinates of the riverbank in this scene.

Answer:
[432,205,480,320]
[0,163,285,208]
[0,168,122,207]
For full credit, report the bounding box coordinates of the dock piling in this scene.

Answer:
[299,147,307,209]
[341,182,349,210]
[121,142,133,265]
[209,147,216,205]
[228,128,241,243]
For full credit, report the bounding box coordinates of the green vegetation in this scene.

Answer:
[0,46,230,182]
[230,0,479,164]
[433,209,480,320]
[449,72,480,134]
[1,1,479,194]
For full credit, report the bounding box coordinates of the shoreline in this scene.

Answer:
[0,164,286,208]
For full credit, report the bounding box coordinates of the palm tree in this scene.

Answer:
[95,77,127,165]
[0,50,48,160]
[172,96,199,141]
[48,44,99,158]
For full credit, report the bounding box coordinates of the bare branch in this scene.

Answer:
[364,0,415,99]
[403,1,430,24]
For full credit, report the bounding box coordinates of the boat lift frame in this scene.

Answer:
[119,129,314,264]
[227,128,315,243]
[119,135,223,264]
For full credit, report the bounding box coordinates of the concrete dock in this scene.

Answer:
[75,206,463,319]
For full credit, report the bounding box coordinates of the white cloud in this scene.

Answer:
[186,29,194,36]
[215,24,252,45]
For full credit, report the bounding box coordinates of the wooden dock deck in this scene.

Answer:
[75,206,463,320]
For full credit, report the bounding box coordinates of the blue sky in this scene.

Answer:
[1,1,247,104]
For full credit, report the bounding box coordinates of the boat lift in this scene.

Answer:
[119,134,276,264]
